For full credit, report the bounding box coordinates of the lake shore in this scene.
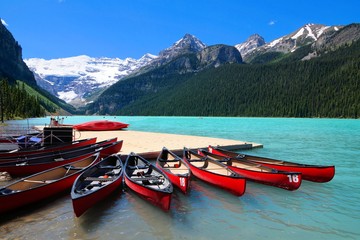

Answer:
[76,129,263,157]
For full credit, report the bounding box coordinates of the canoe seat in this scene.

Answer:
[128,165,149,170]
[23,179,56,184]
[131,176,163,181]
[188,159,206,162]
[64,165,85,170]
[85,177,113,182]
[99,165,116,169]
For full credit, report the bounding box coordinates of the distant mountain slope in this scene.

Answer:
[117,39,360,118]
[22,22,360,118]
[25,54,157,106]
[86,43,243,115]
[87,24,360,118]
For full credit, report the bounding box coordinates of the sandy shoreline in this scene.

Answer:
[76,129,262,156]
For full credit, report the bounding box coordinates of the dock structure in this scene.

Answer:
[76,130,263,158]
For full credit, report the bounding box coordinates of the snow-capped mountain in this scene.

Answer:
[25,34,206,107]
[239,23,342,62]
[266,23,340,51]
[235,34,265,58]
[25,54,157,105]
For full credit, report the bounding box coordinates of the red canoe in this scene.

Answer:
[73,120,129,131]
[0,138,119,163]
[156,147,191,194]
[199,149,302,191]
[124,152,173,211]
[0,140,123,177]
[0,153,100,214]
[183,148,246,196]
[0,138,97,159]
[208,146,335,183]
[71,154,124,217]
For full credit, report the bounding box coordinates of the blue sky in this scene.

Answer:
[1,0,359,59]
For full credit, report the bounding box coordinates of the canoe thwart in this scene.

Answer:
[157,158,181,163]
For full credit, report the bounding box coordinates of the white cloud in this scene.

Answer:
[1,19,8,26]
[269,20,276,26]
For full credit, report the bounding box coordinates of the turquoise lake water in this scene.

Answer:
[1,116,359,239]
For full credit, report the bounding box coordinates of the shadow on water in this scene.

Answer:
[70,189,125,238]
[122,190,175,239]
[189,178,245,214]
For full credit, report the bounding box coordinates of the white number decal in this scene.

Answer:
[180,177,186,187]
[287,174,299,183]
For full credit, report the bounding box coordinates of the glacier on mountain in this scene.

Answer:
[25,54,157,105]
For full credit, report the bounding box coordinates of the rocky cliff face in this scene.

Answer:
[198,44,243,68]
[313,23,360,51]
[0,19,36,85]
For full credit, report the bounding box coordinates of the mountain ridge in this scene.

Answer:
[86,23,360,118]
[24,23,360,113]
[242,23,342,62]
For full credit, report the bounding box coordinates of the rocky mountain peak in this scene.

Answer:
[235,34,265,58]
[159,33,206,58]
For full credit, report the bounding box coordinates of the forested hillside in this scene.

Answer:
[0,79,45,121]
[91,39,359,118]
[0,19,77,119]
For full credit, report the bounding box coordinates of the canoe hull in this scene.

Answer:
[72,176,123,217]
[209,146,335,183]
[0,138,118,163]
[0,152,94,177]
[0,140,123,176]
[250,163,334,183]
[73,120,129,131]
[227,166,302,191]
[187,163,246,196]
[0,138,97,159]
[156,148,191,194]
[159,167,190,194]
[71,154,124,217]
[124,153,173,211]
[0,175,78,214]
[124,177,172,211]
